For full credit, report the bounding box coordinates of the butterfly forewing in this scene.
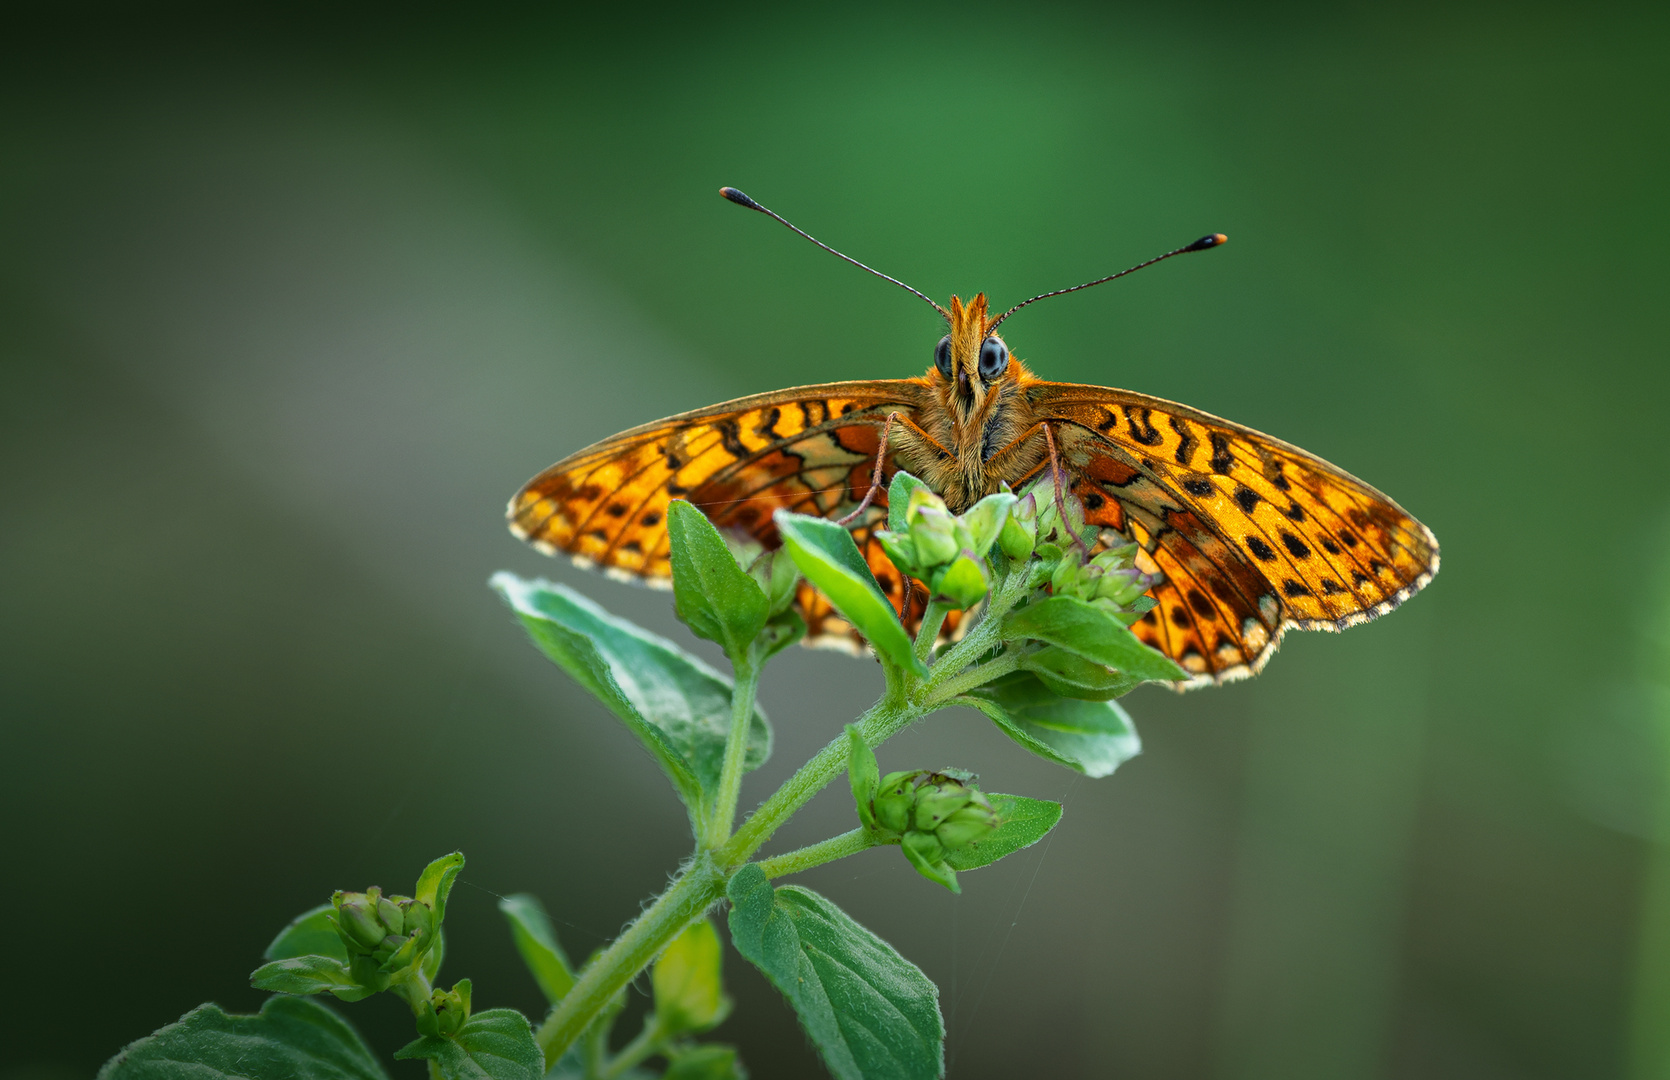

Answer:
[509,379,923,588]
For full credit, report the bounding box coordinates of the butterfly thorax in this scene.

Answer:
[896,293,1049,511]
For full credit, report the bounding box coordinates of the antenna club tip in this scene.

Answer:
[1186,233,1228,252]
[720,186,760,209]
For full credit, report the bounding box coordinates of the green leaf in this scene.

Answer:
[492,574,773,830]
[963,677,1142,778]
[416,851,466,925]
[773,512,926,677]
[1020,646,1144,700]
[665,1044,746,1080]
[752,609,807,665]
[847,724,880,832]
[726,865,943,1080]
[653,918,732,1034]
[249,955,378,1002]
[1003,595,1187,682]
[99,995,388,1080]
[943,794,1063,871]
[499,893,575,1006]
[886,471,930,533]
[395,1008,543,1080]
[668,500,771,659]
[265,903,347,963]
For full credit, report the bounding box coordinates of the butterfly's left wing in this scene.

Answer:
[509,380,931,649]
[1030,383,1439,687]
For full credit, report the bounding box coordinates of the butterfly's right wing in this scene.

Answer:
[508,379,927,617]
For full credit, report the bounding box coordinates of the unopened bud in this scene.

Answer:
[932,553,988,609]
[935,791,999,852]
[873,770,921,835]
[909,503,961,566]
[999,493,1038,560]
[335,892,389,955]
[960,492,1016,558]
[912,778,974,833]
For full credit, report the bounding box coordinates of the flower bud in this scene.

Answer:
[999,493,1038,560]
[931,553,988,609]
[1030,480,1086,547]
[902,828,947,867]
[935,791,999,852]
[959,492,1017,558]
[335,891,391,955]
[1096,567,1155,608]
[874,530,918,578]
[911,776,974,833]
[375,895,405,938]
[873,770,922,835]
[908,503,961,566]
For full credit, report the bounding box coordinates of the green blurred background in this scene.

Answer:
[4,4,1668,1077]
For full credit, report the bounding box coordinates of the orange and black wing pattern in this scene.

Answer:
[508,380,934,650]
[1031,383,1439,686]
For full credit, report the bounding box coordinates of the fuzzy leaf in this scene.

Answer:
[727,865,943,1080]
[653,918,731,1034]
[1003,595,1186,682]
[98,996,387,1080]
[492,574,772,830]
[499,893,575,1006]
[943,794,1063,871]
[249,955,377,1002]
[264,903,346,963]
[1020,646,1143,701]
[395,1008,543,1080]
[963,675,1142,778]
[774,512,925,677]
[668,500,770,659]
[887,471,930,533]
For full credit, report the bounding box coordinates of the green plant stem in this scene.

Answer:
[914,600,949,662]
[925,649,1025,704]
[719,691,919,867]
[536,858,724,1065]
[703,659,760,849]
[599,1017,665,1080]
[921,564,1031,696]
[757,828,879,879]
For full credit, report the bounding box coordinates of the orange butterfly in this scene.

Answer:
[508,188,1438,687]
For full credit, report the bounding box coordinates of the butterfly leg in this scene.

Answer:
[835,411,899,527]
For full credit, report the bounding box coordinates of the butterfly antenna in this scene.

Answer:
[987,233,1228,332]
[720,187,949,319]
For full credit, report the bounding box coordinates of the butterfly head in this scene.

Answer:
[931,294,1020,421]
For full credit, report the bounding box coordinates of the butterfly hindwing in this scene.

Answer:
[1032,383,1439,684]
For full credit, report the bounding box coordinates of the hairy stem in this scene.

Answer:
[757,828,880,879]
[536,859,724,1065]
[925,649,1026,705]
[703,659,760,849]
[720,691,919,867]
[914,600,949,662]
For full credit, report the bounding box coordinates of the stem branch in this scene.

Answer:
[757,828,879,879]
[535,860,723,1065]
[703,659,760,849]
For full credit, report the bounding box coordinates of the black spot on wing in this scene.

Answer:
[754,407,781,439]
[1127,407,1163,447]
[1083,491,1105,510]
[1246,535,1277,561]
[714,418,748,458]
[1183,478,1213,497]
[1169,414,1199,467]
[1283,579,1311,597]
[1209,433,1234,474]
[1187,588,1215,617]
[1234,486,1260,513]
[1280,531,1311,559]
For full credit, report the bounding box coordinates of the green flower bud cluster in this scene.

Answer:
[330,886,438,991]
[1048,540,1161,617]
[871,769,1000,893]
[416,979,472,1038]
[874,487,1018,609]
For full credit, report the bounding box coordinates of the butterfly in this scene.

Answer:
[508,188,1438,688]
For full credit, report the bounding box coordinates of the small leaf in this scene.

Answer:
[664,1043,746,1080]
[1003,595,1187,682]
[901,831,960,893]
[887,471,930,533]
[395,1008,544,1080]
[415,851,465,925]
[492,574,772,831]
[964,677,1141,778]
[99,996,388,1080]
[264,903,346,963]
[774,512,926,677]
[943,794,1063,871]
[653,918,731,1034]
[668,501,771,659]
[847,724,880,832]
[727,865,943,1080]
[499,893,575,1006]
[751,609,807,665]
[1020,646,1143,700]
[249,955,378,1002]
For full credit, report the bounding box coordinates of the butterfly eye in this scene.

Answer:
[934,335,953,377]
[978,337,1009,379]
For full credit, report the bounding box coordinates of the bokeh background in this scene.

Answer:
[4,4,1669,1078]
